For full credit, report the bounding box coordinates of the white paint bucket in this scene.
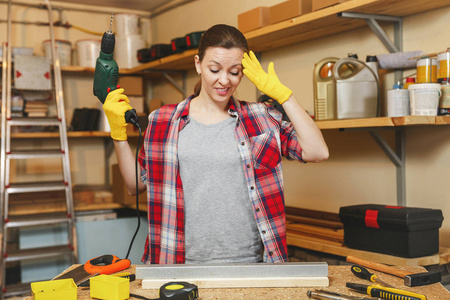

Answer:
[76,39,101,68]
[387,89,410,117]
[114,35,146,69]
[42,39,72,66]
[115,13,139,36]
[408,83,441,116]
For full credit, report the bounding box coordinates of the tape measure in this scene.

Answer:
[160,282,198,300]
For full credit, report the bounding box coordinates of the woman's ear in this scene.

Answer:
[194,55,201,75]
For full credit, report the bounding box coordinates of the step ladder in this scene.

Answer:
[0,0,77,297]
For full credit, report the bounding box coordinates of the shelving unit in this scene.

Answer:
[5,0,450,208]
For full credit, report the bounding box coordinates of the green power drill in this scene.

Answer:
[93,13,139,127]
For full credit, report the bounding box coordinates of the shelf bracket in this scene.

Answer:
[162,71,187,99]
[338,12,403,83]
[368,128,406,206]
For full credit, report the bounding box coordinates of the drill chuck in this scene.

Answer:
[101,32,115,55]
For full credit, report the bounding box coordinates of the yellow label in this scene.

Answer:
[166,284,184,290]
[417,65,437,83]
[438,60,450,79]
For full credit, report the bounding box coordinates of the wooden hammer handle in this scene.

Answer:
[347,255,413,278]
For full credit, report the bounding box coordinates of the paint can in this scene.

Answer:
[387,88,410,117]
[408,83,441,116]
[42,39,72,66]
[439,83,450,115]
[416,57,437,83]
[437,51,450,83]
[114,13,139,36]
[76,39,101,68]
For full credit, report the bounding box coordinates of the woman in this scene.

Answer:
[103,24,328,264]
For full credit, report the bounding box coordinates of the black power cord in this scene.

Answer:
[125,118,143,260]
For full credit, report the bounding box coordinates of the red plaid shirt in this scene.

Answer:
[139,96,303,264]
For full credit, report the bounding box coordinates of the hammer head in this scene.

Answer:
[404,271,441,287]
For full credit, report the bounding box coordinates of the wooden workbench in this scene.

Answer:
[27,265,450,300]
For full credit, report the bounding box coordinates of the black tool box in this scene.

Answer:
[137,44,173,63]
[339,204,443,258]
[185,31,205,49]
[171,37,187,54]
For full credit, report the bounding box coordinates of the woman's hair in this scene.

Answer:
[193,24,249,97]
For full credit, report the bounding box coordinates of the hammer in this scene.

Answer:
[347,255,441,287]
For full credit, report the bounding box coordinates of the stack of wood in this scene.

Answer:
[286,206,344,246]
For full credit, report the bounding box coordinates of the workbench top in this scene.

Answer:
[27,265,450,300]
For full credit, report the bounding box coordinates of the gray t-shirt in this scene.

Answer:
[178,116,262,264]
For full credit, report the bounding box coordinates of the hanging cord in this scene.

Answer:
[125,124,143,260]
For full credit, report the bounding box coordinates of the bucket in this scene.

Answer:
[42,39,72,66]
[76,39,101,68]
[437,51,450,83]
[387,89,410,117]
[114,35,146,69]
[416,57,437,83]
[408,83,441,116]
[115,13,139,36]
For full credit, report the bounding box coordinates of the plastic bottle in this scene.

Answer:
[366,55,379,79]
[403,77,415,89]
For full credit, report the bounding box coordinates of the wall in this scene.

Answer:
[2,0,449,248]
[150,0,450,247]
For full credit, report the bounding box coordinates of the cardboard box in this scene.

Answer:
[312,0,348,11]
[128,96,145,114]
[238,7,270,33]
[112,164,147,206]
[269,0,312,25]
[118,76,143,95]
[339,204,443,258]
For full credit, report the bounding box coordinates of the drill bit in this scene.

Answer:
[108,13,114,34]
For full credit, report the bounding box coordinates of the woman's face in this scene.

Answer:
[195,47,244,103]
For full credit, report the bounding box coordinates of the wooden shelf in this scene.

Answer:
[246,0,450,52]
[58,0,450,76]
[316,116,450,129]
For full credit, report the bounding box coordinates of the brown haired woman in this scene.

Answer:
[103,24,328,264]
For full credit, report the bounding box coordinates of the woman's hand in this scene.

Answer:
[242,50,292,104]
[103,88,133,141]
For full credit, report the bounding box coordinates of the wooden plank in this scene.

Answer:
[286,215,343,229]
[285,207,340,222]
[142,276,329,289]
[436,115,450,125]
[392,116,436,126]
[286,223,344,242]
[287,232,440,266]
[316,117,394,129]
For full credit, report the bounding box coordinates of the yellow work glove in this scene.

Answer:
[242,51,292,105]
[103,88,133,141]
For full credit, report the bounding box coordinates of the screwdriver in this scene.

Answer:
[351,264,394,288]
[346,282,427,300]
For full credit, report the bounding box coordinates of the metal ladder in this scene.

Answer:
[0,0,77,297]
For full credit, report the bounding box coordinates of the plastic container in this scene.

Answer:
[333,57,379,119]
[76,39,101,67]
[42,39,72,66]
[313,57,339,120]
[339,204,443,258]
[31,278,77,300]
[416,57,437,83]
[114,35,146,69]
[439,82,450,115]
[402,77,415,89]
[90,274,129,300]
[437,51,450,83]
[387,86,410,117]
[408,83,441,116]
[115,13,139,36]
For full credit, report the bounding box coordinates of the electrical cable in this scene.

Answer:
[129,293,158,300]
[71,24,103,36]
[125,122,142,260]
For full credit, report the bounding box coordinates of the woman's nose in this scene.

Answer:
[218,73,230,85]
